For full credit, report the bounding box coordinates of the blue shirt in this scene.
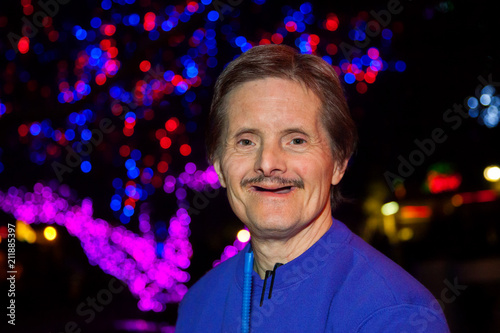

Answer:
[176,219,449,332]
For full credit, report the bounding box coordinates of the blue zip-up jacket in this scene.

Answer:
[176,218,450,332]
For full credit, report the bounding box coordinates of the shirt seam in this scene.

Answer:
[355,303,447,332]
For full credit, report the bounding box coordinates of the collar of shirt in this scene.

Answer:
[234,218,352,292]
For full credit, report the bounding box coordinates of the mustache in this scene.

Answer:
[241,175,304,189]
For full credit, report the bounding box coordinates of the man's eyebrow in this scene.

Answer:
[232,127,311,138]
[232,127,261,138]
[281,128,310,136]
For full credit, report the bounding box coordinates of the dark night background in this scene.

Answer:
[0,0,499,332]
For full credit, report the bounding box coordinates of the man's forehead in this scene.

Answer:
[224,79,321,124]
[227,77,314,100]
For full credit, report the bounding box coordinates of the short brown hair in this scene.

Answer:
[206,44,357,208]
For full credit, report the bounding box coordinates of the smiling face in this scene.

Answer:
[214,78,347,240]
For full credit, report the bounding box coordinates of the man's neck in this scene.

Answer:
[250,213,333,279]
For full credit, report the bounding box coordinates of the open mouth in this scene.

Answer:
[252,185,294,194]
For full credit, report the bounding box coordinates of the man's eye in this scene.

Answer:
[238,139,253,146]
[291,138,306,145]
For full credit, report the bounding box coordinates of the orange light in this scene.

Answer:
[451,194,463,207]
[17,221,37,243]
[400,206,431,219]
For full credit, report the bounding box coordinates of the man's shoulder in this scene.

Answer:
[352,235,431,297]
[176,251,244,331]
[180,250,242,307]
[340,229,434,305]
[329,220,449,330]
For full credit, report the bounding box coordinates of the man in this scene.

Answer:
[176,44,449,332]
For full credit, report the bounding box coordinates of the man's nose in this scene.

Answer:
[254,141,287,176]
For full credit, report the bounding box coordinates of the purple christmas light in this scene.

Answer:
[0,182,192,312]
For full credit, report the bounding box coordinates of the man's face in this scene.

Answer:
[214,78,347,239]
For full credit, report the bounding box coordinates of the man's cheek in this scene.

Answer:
[226,188,246,214]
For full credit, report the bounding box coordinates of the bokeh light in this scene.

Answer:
[381,201,399,216]
[237,229,251,243]
[484,165,500,182]
[44,226,57,241]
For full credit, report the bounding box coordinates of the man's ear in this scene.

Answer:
[331,159,349,186]
[213,159,227,188]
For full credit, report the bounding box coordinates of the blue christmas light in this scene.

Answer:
[81,161,92,173]
[207,10,219,21]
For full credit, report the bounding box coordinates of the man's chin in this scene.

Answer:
[245,214,300,238]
